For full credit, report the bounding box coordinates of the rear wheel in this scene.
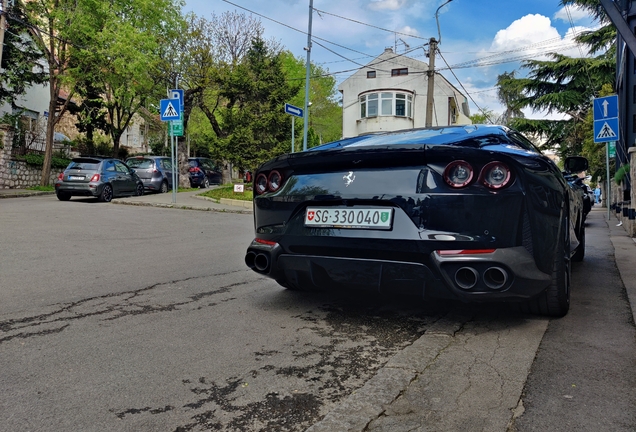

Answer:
[524,217,571,317]
[135,182,144,196]
[56,191,71,201]
[200,177,209,189]
[99,184,113,202]
[160,180,168,193]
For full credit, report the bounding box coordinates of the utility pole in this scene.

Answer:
[425,0,453,128]
[0,0,7,69]
[425,38,437,128]
[302,0,313,151]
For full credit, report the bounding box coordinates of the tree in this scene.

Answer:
[496,71,525,125]
[280,51,342,147]
[199,37,301,172]
[71,0,185,156]
[21,0,84,185]
[0,0,47,107]
[499,0,615,167]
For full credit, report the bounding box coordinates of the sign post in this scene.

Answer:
[160,98,181,203]
[593,95,619,219]
[284,103,304,153]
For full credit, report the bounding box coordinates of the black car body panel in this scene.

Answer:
[245,125,587,316]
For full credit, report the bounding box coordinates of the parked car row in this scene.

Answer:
[55,155,223,202]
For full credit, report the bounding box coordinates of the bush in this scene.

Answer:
[19,153,72,169]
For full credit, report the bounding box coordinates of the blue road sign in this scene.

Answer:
[284,103,304,118]
[160,98,181,121]
[593,95,619,143]
[170,89,184,113]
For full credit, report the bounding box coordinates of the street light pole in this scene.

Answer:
[302,0,313,151]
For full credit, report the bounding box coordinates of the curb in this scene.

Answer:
[110,198,252,214]
[0,191,55,199]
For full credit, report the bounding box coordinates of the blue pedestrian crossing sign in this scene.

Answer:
[593,95,619,143]
[160,99,181,121]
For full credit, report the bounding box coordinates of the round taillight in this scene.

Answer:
[443,161,474,188]
[480,161,512,189]
[268,170,282,192]
[255,173,268,194]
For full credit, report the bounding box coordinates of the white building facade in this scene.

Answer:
[338,48,472,139]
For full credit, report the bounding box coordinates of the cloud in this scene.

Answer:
[368,0,408,11]
[554,5,590,23]
[490,14,561,53]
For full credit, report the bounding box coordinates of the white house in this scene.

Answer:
[338,48,472,139]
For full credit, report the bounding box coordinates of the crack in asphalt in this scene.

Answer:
[0,270,254,344]
[111,300,453,431]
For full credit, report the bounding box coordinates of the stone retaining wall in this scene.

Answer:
[0,126,59,189]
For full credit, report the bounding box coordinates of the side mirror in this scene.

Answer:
[564,156,588,174]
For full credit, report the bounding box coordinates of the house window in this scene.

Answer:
[367,71,376,78]
[391,68,408,76]
[359,92,412,118]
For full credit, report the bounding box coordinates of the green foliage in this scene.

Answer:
[615,164,630,184]
[0,0,48,105]
[499,0,616,178]
[280,51,343,145]
[73,135,114,156]
[211,38,301,170]
[19,152,71,169]
[27,185,55,191]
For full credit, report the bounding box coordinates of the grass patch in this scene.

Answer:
[27,185,55,191]
[178,187,198,192]
[200,185,253,201]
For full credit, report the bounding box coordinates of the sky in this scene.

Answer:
[183,0,599,120]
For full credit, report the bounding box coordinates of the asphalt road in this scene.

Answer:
[1,196,634,432]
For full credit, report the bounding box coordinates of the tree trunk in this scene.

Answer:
[40,81,59,186]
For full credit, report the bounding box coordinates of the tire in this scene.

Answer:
[572,220,585,262]
[524,217,571,317]
[200,177,209,189]
[135,182,144,196]
[98,184,113,202]
[160,180,168,194]
[56,191,71,201]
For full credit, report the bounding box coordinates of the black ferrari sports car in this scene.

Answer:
[245,125,588,317]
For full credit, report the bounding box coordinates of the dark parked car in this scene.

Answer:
[244,125,588,317]
[188,157,222,188]
[55,156,144,202]
[126,156,175,193]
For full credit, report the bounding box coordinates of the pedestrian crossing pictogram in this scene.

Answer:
[159,98,181,121]
[163,102,178,118]
[596,122,617,140]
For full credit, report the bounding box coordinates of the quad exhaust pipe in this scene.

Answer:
[453,266,508,291]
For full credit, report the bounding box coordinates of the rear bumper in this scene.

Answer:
[245,241,551,301]
[55,182,102,197]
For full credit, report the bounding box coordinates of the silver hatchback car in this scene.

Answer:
[126,156,176,193]
[55,156,144,202]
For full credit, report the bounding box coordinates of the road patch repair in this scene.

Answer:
[306,312,547,432]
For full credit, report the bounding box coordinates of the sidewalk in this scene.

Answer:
[0,187,253,214]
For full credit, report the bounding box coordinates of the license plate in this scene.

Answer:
[68,175,85,180]
[305,207,393,229]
